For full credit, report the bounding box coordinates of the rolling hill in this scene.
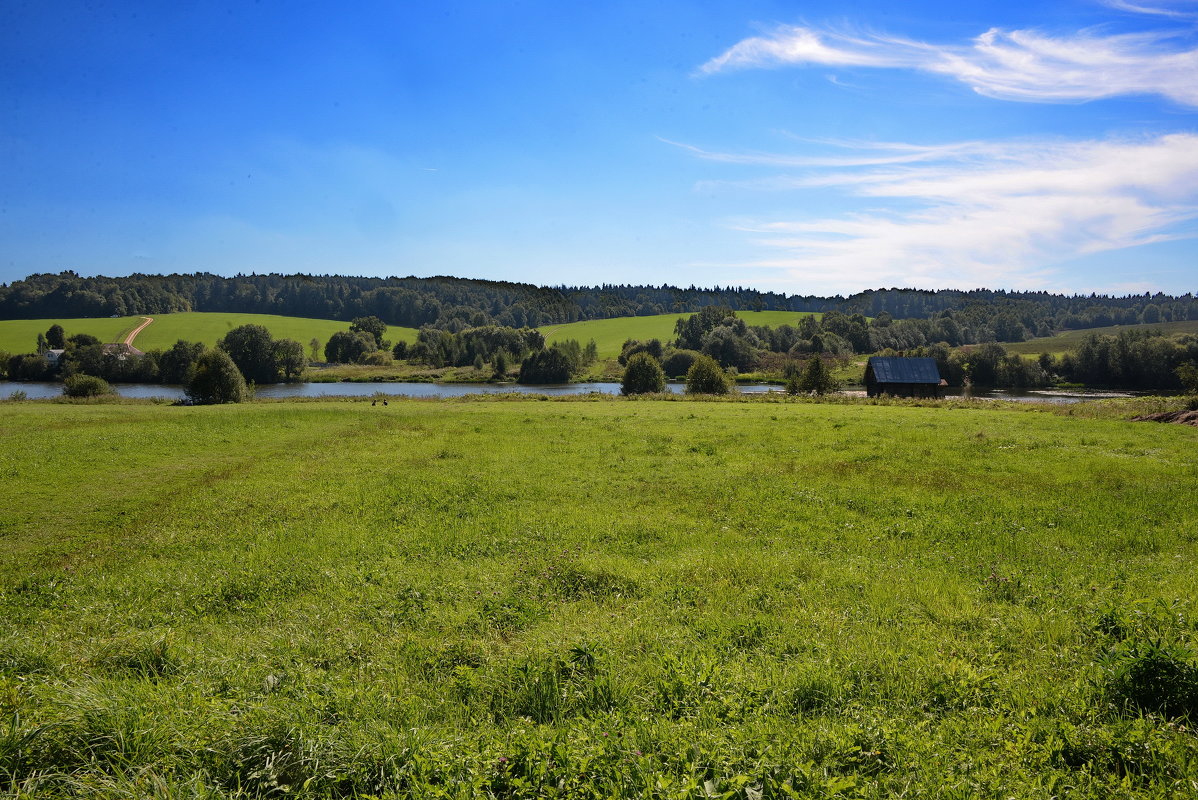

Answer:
[1003,319,1198,355]
[539,310,822,359]
[0,312,419,356]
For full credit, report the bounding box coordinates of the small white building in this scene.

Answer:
[44,349,65,366]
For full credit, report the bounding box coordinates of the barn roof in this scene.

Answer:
[867,356,941,384]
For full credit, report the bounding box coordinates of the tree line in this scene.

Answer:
[612,305,1198,391]
[6,309,1196,396]
[2,321,312,403]
[3,271,1195,340]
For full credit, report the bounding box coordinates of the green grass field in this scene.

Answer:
[130,312,419,352]
[1005,319,1198,356]
[540,311,821,359]
[0,312,419,356]
[2,396,1196,797]
[0,317,145,354]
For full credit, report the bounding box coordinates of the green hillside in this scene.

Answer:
[1004,319,1198,355]
[0,316,144,354]
[541,310,821,358]
[1,312,419,356]
[132,312,418,352]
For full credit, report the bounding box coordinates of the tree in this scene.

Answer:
[517,347,572,384]
[784,361,802,395]
[700,326,755,370]
[272,338,306,380]
[661,349,701,379]
[685,355,730,395]
[45,324,66,349]
[62,373,113,398]
[622,352,665,395]
[187,349,247,404]
[798,357,840,395]
[158,340,205,384]
[350,316,388,348]
[674,306,738,350]
[325,330,377,363]
[492,350,508,380]
[1177,362,1198,394]
[218,324,279,384]
[618,338,664,366]
[309,337,321,362]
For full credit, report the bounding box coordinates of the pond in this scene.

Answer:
[0,380,1149,403]
[0,380,777,401]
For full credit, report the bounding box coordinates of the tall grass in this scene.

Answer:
[1,397,1196,797]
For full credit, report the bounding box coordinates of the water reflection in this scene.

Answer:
[0,380,1142,404]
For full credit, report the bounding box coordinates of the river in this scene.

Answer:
[0,380,1146,403]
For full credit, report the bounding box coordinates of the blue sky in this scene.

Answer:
[2,0,1196,295]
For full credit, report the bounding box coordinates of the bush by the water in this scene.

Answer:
[621,352,665,395]
[187,349,248,403]
[62,373,113,398]
[685,354,730,395]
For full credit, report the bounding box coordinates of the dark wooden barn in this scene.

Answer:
[864,357,945,398]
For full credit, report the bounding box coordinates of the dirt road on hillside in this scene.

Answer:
[124,316,154,347]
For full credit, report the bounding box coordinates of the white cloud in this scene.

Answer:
[1101,0,1198,20]
[701,23,1198,107]
[678,134,1198,293]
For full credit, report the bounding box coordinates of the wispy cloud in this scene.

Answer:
[701,23,1198,107]
[677,134,1198,292]
[1101,0,1198,20]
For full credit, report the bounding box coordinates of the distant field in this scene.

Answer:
[1,312,419,355]
[132,312,418,352]
[1005,319,1198,355]
[541,310,821,358]
[0,316,144,354]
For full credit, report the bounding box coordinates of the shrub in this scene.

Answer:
[186,349,248,404]
[360,350,394,366]
[621,352,665,395]
[661,348,701,379]
[798,356,840,395]
[62,374,113,398]
[685,355,730,395]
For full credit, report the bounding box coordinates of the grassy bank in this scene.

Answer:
[2,398,1196,798]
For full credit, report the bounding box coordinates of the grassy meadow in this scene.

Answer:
[124,312,419,352]
[1004,320,1198,356]
[0,313,420,356]
[2,395,1197,798]
[540,311,821,359]
[0,318,145,354]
